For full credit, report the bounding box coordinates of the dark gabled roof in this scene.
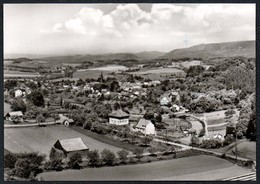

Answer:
[109,109,129,118]
[56,137,89,152]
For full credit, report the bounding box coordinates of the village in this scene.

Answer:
[3,3,256,181]
[4,55,256,181]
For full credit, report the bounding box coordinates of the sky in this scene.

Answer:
[4,3,256,55]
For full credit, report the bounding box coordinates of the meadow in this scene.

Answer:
[4,125,123,157]
[39,155,250,181]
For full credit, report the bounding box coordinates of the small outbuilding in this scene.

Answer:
[5,111,24,122]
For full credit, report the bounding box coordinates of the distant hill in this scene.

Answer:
[135,51,166,60]
[39,53,140,63]
[160,40,255,60]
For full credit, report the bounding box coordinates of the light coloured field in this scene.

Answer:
[130,68,184,75]
[87,65,128,71]
[39,155,251,181]
[4,70,41,78]
[4,125,123,156]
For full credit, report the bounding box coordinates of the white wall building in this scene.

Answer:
[108,109,129,125]
[134,118,156,135]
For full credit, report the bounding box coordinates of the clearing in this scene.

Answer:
[4,125,123,156]
[39,155,251,181]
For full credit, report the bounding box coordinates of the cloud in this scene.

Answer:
[38,4,255,54]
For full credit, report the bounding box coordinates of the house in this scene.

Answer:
[56,114,74,126]
[15,89,23,97]
[53,137,89,157]
[172,104,180,112]
[133,118,156,135]
[108,109,129,125]
[160,96,170,106]
[5,111,24,122]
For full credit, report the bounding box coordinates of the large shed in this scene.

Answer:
[53,137,89,157]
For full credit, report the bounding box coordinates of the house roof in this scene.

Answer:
[56,137,89,152]
[6,111,23,117]
[109,109,129,118]
[135,118,153,129]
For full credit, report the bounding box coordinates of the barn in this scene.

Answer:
[53,137,89,157]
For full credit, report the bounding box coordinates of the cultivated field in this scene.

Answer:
[130,67,184,75]
[4,70,41,78]
[4,125,123,156]
[87,65,128,71]
[39,155,251,181]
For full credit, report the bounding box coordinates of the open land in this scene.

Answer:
[4,125,123,156]
[39,155,251,181]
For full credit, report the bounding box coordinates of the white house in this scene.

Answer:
[15,89,23,97]
[108,109,129,125]
[160,97,170,106]
[134,118,156,135]
[56,114,74,126]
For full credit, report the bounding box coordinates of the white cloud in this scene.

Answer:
[36,4,255,54]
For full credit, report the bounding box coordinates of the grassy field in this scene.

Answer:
[130,67,184,75]
[4,70,41,78]
[225,141,256,161]
[70,126,139,152]
[39,155,251,181]
[4,125,123,156]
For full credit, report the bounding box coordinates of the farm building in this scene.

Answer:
[5,111,24,122]
[53,137,89,157]
[108,109,129,125]
[133,118,156,135]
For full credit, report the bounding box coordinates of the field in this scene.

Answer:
[87,65,128,71]
[4,70,41,78]
[130,67,184,75]
[225,141,256,161]
[4,125,123,156]
[39,155,251,181]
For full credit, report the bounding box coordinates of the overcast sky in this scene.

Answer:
[4,3,255,55]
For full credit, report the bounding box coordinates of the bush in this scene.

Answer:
[117,150,129,163]
[236,131,243,139]
[68,152,83,169]
[223,135,235,146]
[87,150,100,167]
[190,136,200,147]
[14,158,32,178]
[83,121,92,130]
[200,139,223,149]
[134,148,143,160]
[101,149,117,166]
[44,158,63,171]
[49,147,64,160]
[4,153,18,168]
